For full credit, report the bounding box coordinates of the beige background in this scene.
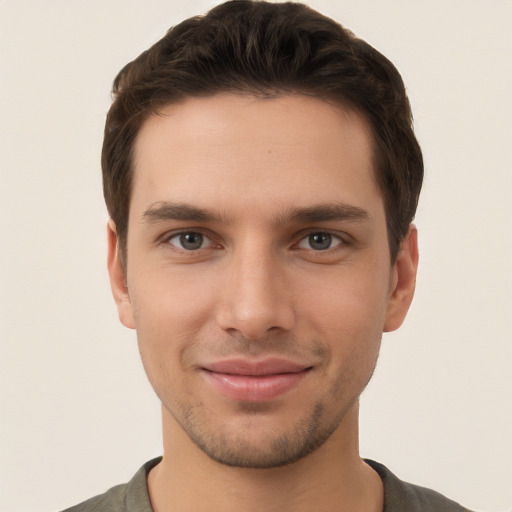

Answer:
[1,1,511,511]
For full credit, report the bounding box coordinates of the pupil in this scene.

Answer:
[180,232,203,250]
[309,233,331,250]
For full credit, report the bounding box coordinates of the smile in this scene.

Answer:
[201,359,313,402]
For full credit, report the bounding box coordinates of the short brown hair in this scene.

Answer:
[102,0,423,262]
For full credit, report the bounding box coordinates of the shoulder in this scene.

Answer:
[61,483,128,512]
[365,460,474,512]
[60,457,162,512]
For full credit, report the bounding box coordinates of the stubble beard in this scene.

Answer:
[164,360,374,469]
[172,399,345,469]
[146,333,381,469]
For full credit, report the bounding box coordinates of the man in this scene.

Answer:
[64,1,471,510]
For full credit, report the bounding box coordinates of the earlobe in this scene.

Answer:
[383,225,419,332]
[107,220,136,329]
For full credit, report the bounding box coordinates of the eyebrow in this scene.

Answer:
[279,203,370,224]
[142,202,220,223]
[142,201,370,225]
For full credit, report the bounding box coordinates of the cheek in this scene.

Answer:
[129,263,218,330]
[301,265,388,381]
[316,290,383,406]
[302,263,390,333]
[128,265,229,384]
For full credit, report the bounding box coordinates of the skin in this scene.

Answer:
[108,93,418,512]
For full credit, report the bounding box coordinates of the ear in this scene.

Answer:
[384,225,419,332]
[107,220,135,329]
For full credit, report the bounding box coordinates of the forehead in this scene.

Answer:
[131,93,382,219]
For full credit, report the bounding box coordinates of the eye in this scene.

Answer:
[167,231,212,251]
[297,232,342,251]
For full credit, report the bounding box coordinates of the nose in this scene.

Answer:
[215,244,296,341]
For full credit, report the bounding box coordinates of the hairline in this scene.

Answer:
[116,89,397,269]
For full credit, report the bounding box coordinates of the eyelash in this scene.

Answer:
[296,231,347,250]
[162,230,217,251]
[161,229,350,253]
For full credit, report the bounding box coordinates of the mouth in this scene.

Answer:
[201,358,313,402]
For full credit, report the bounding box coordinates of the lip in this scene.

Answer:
[201,358,312,402]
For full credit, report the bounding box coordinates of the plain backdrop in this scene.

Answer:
[1,1,511,511]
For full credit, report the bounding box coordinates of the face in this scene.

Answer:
[108,93,417,468]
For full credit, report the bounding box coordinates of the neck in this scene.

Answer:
[148,402,383,512]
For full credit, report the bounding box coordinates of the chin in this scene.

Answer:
[178,401,345,469]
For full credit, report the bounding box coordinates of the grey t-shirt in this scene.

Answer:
[61,457,473,512]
